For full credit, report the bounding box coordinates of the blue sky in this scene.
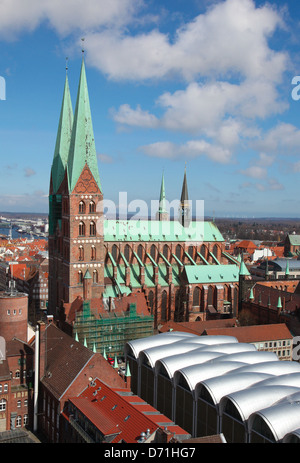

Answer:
[1,0,300,218]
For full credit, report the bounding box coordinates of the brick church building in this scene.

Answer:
[48,57,242,333]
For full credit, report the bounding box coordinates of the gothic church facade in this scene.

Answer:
[48,59,241,328]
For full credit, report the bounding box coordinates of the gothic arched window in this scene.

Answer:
[79,201,85,214]
[90,221,96,236]
[91,246,96,261]
[161,290,168,321]
[93,270,98,283]
[78,271,83,284]
[89,201,96,213]
[79,221,85,236]
[193,286,201,307]
[79,246,84,261]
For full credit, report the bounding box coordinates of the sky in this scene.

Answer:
[1,0,300,218]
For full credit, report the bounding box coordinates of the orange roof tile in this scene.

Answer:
[204,323,293,343]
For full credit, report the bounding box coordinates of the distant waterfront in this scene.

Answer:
[0,227,39,240]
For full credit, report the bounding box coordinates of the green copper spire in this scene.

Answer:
[50,72,73,194]
[285,259,289,276]
[239,256,250,277]
[67,58,102,193]
[249,287,254,300]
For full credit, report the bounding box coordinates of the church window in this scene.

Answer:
[93,270,98,283]
[148,291,154,315]
[175,245,181,260]
[124,244,130,262]
[112,244,118,261]
[90,221,96,236]
[78,271,83,284]
[138,244,143,261]
[161,290,168,321]
[150,244,156,260]
[79,246,84,261]
[163,245,168,259]
[188,245,194,259]
[200,244,206,259]
[213,244,218,259]
[193,286,201,306]
[89,201,96,213]
[91,246,96,261]
[79,221,85,236]
[79,201,85,214]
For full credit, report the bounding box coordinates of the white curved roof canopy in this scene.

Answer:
[190,342,256,354]
[155,343,255,378]
[173,351,279,391]
[173,360,249,392]
[139,341,202,368]
[230,360,300,376]
[249,401,300,442]
[124,331,197,358]
[251,373,300,389]
[213,351,278,365]
[196,372,273,405]
[219,385,300,424]
[177,335,238,345]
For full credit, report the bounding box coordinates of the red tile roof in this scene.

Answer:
[68,378,189,443]
[204,323,293,343]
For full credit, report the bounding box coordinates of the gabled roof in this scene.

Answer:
[39,324,123,400]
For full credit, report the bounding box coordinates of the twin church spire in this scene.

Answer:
[50,58,190,225]
[50,57,101,196]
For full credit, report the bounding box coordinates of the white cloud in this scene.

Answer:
[0,0,141,39]
[253,123,300,155]
[240,165,267,179]
[140,140,232,164]
[111,104,159,128]
[85,0,287,83]
[97,153,114,164]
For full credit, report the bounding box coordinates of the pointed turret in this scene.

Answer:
[67,57,102,193]
[50,72,73,194]
[156,173,169,221]
[179,165,191,227]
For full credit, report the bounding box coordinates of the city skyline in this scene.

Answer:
[1,0,300,218]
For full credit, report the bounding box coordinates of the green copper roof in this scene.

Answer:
[67,58,101,193]
[239,259,250,276]
[103,219,224,242]
[184,264,239,284]
[50,73,73,193]
[158,173,167,213]
[288,234,300,246]
[84,269,92,279]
